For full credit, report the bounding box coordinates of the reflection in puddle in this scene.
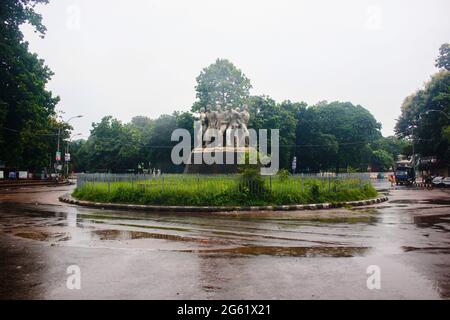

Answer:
[413,214,450,232]
[91,229,228,244]
[14,231,70,242]
[402,246,450,254]
[180,245,370,257]
[304,216,378,224]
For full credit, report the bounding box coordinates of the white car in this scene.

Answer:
[443,177,450,187]
[432,176,444,186]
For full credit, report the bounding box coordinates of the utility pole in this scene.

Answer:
[411,125,415,167]
[55,115,83,179]
[55,127,61,176]
[66,141,69,178]
[65,133,81,179]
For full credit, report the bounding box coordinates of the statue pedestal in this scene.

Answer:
[183,146,255,174]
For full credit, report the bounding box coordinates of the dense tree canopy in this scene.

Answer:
[71,97,403,174]
[0,0,436,175]
[0,0,66,170]
[248,96,306,170]
[72,112,195,173]
[69,56,410,174]
[395,70,450,162]
[192,58,252,112]
[296,101,383,172]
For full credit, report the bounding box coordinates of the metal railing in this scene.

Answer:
[76,172,370,194]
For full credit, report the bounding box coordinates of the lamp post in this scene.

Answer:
[65,133,82,178]
[56,115,83,177]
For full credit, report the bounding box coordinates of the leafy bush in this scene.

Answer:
[277,169,289,182]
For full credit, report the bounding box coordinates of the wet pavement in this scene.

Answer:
[0,182,449,299]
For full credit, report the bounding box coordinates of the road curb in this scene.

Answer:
[59,194,389,213]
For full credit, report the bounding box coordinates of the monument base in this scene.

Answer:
[183,147,255,174]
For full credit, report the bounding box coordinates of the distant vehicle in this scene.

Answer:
[395,165,415,185]
[441,177,450,187]
[432,176,444,187]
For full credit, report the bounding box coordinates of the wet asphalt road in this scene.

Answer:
[0,182,449,299]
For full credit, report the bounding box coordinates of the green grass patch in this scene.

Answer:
[73,174,378,207]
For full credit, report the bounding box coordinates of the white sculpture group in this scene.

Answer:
[198,104,250,140]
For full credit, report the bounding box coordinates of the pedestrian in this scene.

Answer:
[388,174,395,187]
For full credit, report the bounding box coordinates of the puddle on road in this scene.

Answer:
[13,231,70,242]
[390,198,450,206]
[180,245,369,257]
[413,214,450,232]
[91,229,228,245]
[304,216,378,224]
[402,246,450,254]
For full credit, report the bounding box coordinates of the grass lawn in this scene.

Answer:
[73,174,378,206]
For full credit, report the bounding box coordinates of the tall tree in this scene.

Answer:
[0,0,62,170]
[248,96,306,170]
[297,102,382,172]
[85,116,140,172]
[435,43,450,71]
[395,70,450,162]
[192,58,252,111]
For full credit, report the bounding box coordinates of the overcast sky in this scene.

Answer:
[22,0,450,138]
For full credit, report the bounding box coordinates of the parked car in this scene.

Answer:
[432,176,444,187]
[442,177,450,187]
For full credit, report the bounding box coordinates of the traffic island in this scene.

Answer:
[59,193,388,213]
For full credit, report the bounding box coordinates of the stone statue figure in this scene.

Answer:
[198,107,207,134]
[206,106,219,130]
[197,102,250,147]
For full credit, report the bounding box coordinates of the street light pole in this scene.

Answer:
[411,125,415,167]
[55,115,83,178]
[65,133,82,178]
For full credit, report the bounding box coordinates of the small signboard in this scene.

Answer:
[65,153,71,162]
[0,171,4,179]
[56,151,61,161]
[291,156,297,170]
[18,171,28,179]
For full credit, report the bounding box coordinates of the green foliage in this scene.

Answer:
[309,183,320,201]
[277,169,289,182]
[371,149,394,172]
[73,175,378,207]
[371,136,411,161]
[192,58,252,112]
[0,0,66,170]
[435,43,450,71]
[69,60,407,174]
[248,96,306,170]
[395,70,450,162]
[443,125,450,143]
[296,101,382,173]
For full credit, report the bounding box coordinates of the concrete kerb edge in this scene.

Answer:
[59,194,389,213]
